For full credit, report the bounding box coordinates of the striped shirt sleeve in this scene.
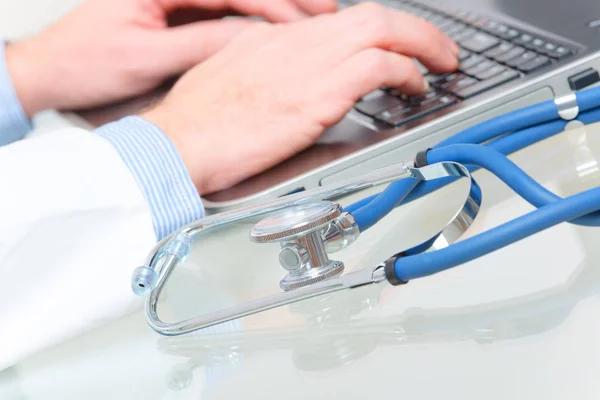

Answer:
[0,41,32,145]
[95,116,205,240]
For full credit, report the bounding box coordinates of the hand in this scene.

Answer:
[142,2,459,195]
[5,0,337,117]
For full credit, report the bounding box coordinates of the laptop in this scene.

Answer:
[73,0,600,212]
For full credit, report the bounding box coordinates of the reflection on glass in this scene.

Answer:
[157,252,600,391]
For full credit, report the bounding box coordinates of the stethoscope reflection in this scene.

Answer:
[158,282,384,391]
[157,252,600,391]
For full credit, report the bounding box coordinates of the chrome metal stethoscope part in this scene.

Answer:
[133,160,480,336]
[250,201,355,291]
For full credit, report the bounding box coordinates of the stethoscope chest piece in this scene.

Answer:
[250,201,349,291]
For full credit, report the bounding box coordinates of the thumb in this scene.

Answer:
[153,18,253,75]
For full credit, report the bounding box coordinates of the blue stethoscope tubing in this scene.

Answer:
[395,185,600,282]
[345,85,600,285]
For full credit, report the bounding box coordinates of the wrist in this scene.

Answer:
[5,38,54,117]
[141,106,214,196]
[95,115,205,240]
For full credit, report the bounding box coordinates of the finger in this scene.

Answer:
[334,3,458,74]
[292,0,337,15]
[446,36,460,57]
[152,18,253,75]
[229,0,308,21]
[328,49,428,103]
[160,0,308,22]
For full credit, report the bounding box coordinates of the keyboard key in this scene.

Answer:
[515,33,533,46]
[484,42,514,59]
[435,18,456,31]
[461,13,480,24]
[547,46,572,60]
[439,74,471,89]
[506,51,537,68]
[482,20,499,32]
[460,32,501,53]
[523,37,546,52]
[460,54,485,70]
[443,22,467,36]
[427,73,453,85]
[451,27,476,42]
[445,23,469,37]
[385,96,457,126]
[507,29,520,39]
[531,38,545,48]
[446,77,478,93]
[458,48,472,61]
[424,11,442,21]
[355,93,403,117]
[400,89,442,105]
[496,24,508,33]
[362,89,385,101]
[377,103,413,121]
[495,46,526,63]
[389,84,433,98]
[543,42,557,53]
[473,17,489,28]
[463,59,495,76]
[455,70,520,99]
[491,24,513,40]
[475,64,507,80]
[518,56,551,73]
[431,72,462,88]
[451,9,471,20]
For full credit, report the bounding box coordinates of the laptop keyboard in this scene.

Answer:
[349,0,577,127]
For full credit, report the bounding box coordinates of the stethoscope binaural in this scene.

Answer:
[131,84,600,336]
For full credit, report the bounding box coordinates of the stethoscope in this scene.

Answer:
[131,84,600,336]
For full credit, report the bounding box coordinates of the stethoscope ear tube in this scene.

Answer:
[427,144,600,226]
[391,185,600,283]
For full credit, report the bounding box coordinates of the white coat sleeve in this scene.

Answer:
[0,125,199,369]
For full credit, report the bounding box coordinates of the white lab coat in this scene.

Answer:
[0,127,156,369]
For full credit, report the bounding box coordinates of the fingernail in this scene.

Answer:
[447,48,459,65]
[452,43,460,56]
[446,38,460,56]
[422,78,430,92]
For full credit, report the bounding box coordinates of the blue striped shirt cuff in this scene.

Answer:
[0,41,32,145]
[95,116,205,241]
